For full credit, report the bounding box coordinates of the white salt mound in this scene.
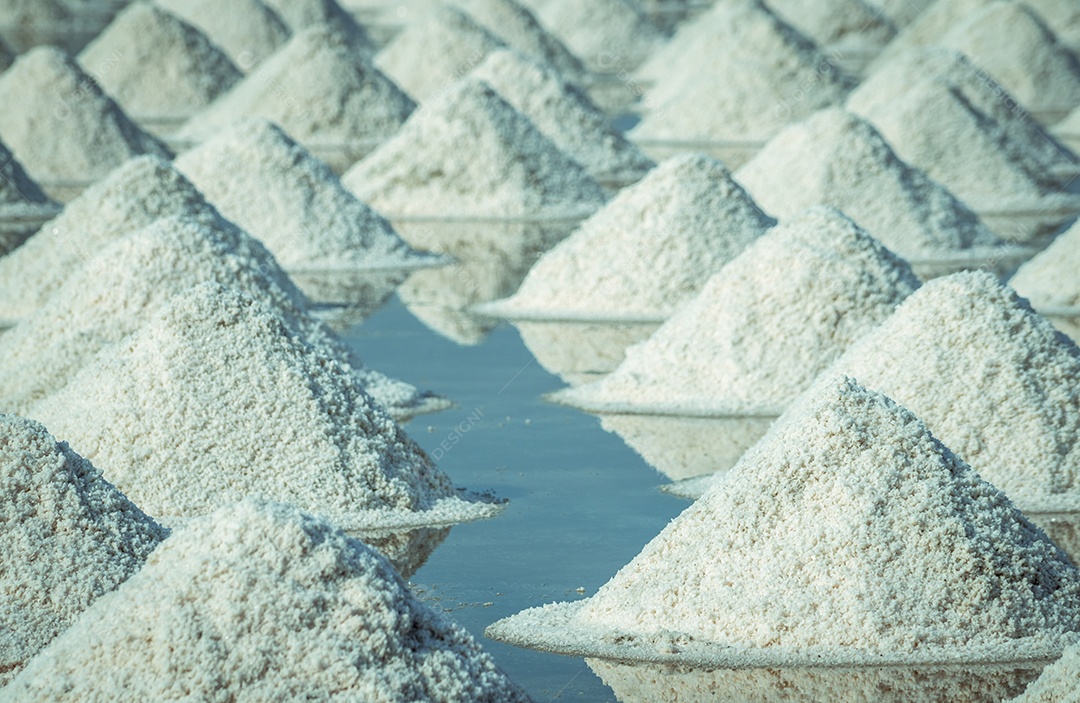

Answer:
[556,207,920,415]
[0,47,171,185]
[178,23,415,146]
[484,154,773,320]
[0,415,166,685]
[868,0,988,70]
[343,78,607,219]
[0,499,529,703]
[154,0,290,71]
[764,0,896,51]
[489,378,1080,665]
[261,0,374,52]
[28,283,498,529]
[1010,220,1080,311]
[734,108,1002,259]
[174,119,431,271]
[77,3,242,120]
[1009,639,1080,702]
[469,49,654,183]
[524,0,664,71]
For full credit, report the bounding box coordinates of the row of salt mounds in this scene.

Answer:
[1010,638,1080,702]
[154,0,290,70]
[523,0,665,71]
[343,78,607,220]
[0,499,530,703]
[0,140,60,255]
[77,2,242,125]
[0,415,166,686]
[734,108,1005,262]
[553,208,920,416]
[261,0,375,51]
[469,49,654,185]
[177,24,415,150]
[174,119,438,272]
[27,282,501,530]
[0,47,171,193]
[1010,220,1080,315]
[630,0,856,146]
[763,0,896,57]
[488,378,1080,666]
[479,155,773,321]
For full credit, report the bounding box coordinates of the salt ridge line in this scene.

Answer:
[156,0,290,71]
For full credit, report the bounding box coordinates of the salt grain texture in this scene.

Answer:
[0,415,166,685]
[0,47,171,187]
[490,378,1080,665]
[28,283,497,529]
[260,0,374,52]
[734,108,1002,259]
[470,49,653,183]
[77,3,242,121]
[484,155,773,320]
[1010,219,1080,311]
[178,24,415,147]
[523,0,664,71]
[1009,639,1080,702]
[343,78,606,219]
[155,0,290,71]
[0,499,529,703]
[555,207,920,415]
[764,0,896,52]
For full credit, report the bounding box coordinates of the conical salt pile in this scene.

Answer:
[1009,639,1080,701]
[155,0,290,71]
[555,208,920,415]
[174,119,433,271]
[764,0,896,52]
[77,3,242,122]
[482,155,773,321]
[0,47,171,188]
[0,140,59,255]
[734,108,1002,259]
[178,24,415,146]
[1010,220,1080,311]
[469,49,653,184]
[261,0,374,51]
[0,415,166,685]
[489,378,1080,665]
[343,78,606,219]
[524,0,664,71]
[868,0,989,70]
[0,499,529,702]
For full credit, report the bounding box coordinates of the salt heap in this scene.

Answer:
[1009,639,1080,702]
[0,47,171,187]
[77,3,242,122]
[155,0,290,71]
[0,415,166,685]
[554,208,920,415]
[734,108,1002,260]
[0,140,60,255]
[488,378,1080,665]
[374,5,506,101]
[469,49,653,184]
[1010,220,1080,311]
[764,0,896,53]
[28,283,498,529]
[342,78,607,219]
[868,0,988,70]
[523,0,665,71]
[178,24,415,146]
[261,0,374,51]
[482,155,773,321]
[0,499,529,702]
[174,119,433,271]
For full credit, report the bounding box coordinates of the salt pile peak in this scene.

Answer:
[555,207,920,415]
[734,108,1002,259]
[342,78,606,219]
[1010,220,1080,311]
[764,0,896,52]
[178,23,415,146]
[0,47,171,187]
[868,0,989,70]
[483,155,773,321]
[0,415,166,685]
[261,0,374,51]
[525,0,664,71]
[0,499,529,702]
[489,378,1080,666]
[155,0,290,71]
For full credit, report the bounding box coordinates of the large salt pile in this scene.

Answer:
[554,208,920,415]
[1010,220,1080,312]
[489,378,1080,665]
[469,49,653,184]
[0,499,529,702]
[77,3,242,123]
[343,78,606,219]
[1009,639,1080,701]
[763,0,896,54]
[0,140,60,256]
[0,47,171,189]
[261,0,374,51]
[155,0,290,71]
[481,155,773,321]
[0,415,166,685]
[734,108,1003,260]
[523,0,665,71]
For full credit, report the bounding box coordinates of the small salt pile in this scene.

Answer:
[77,3,242,122]
[28,283,498,529]
[0,415,166,685]
[374,5,506,101]
[260,0,374,51]
[734,108,1002,260]
[342,78,607,219]
[489,378,1080,665]
[1009,639,1080,701]
[523,0,665,71]
[764,0,896,53]
[1010,220,1080,311]
[0,47,171,189]
[0,140,60,256]
[469,49,654,184]
[174,119,433,271]
[482,155,773,320]
[178,24,415,147]
[0,499,529,702]
[555,207,920,415]
[155,0,290,71]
